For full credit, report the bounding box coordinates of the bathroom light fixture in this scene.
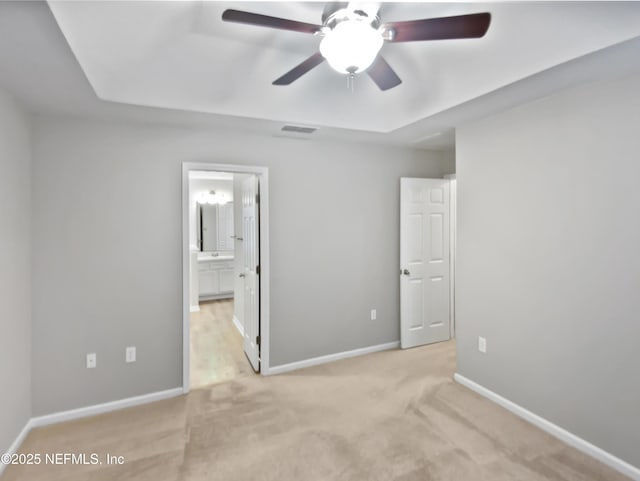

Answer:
[197,190,229,205]
[319,12,383,74]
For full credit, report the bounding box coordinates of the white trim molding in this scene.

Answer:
[0,420,32,476]
[190,305,200,313]
[30,388,183,428]
[268,341,400,376]
[0,388,183,477]
[454,373,640,481]
[445,175,456,340]
[182,162,271,387]
[232,315,244,337]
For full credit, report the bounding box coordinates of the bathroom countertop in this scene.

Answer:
[197,253,234,262]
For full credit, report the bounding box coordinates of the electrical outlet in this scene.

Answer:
[370,309,377,320]
[125,346,136,363]
[86,353,96,369]
[478,337,487,354]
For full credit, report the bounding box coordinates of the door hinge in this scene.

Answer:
[256,335,261,347]
[255,193,260,204]
[256,265,260,275]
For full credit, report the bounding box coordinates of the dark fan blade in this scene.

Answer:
[222,9,321,34]
[273,52,325,85]
[385,12,491,43]
[367,56,402,91]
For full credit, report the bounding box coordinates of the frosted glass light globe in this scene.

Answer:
[319,20,383,74]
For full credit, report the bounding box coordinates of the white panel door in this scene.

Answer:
[400,178,451,348]
[242,175,260,371]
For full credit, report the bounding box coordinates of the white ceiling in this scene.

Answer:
[1,2,640,150]
[48,1,640,134]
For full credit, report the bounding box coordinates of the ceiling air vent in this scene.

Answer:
[281,125,317,134]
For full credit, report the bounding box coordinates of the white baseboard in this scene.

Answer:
[1,387,183,476]
[190,305,200,312]
[232,315,244,336]
[0,419,32,476]
[454,373,640,481]
[268,341,400,376]
[30,388,183,428]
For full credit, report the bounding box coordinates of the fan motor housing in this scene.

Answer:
[322,6,380,30]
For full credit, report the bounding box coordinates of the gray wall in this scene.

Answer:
[456,70,640,467]
[31,117,453,415]
[0,88,32,452]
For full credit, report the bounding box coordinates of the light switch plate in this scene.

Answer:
[126,346,136,363]
[478,337,487,354]
[370,309,377,321]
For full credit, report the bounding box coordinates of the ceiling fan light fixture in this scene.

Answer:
[222,7,491,91]
[319,19,383,74]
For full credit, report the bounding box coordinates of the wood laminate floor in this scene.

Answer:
[4,341,630,481]
[190,299,252,389]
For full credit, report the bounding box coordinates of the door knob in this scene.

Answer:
[402,269,410,276]
[239,273,245,278]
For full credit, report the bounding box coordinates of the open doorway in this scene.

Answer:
[182,163,270,393]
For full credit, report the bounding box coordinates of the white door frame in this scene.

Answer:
[444,174,456,339]
[182,162,271,394]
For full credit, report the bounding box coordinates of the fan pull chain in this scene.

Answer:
[347,73,355,92]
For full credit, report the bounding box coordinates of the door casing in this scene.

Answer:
[444,174,456,339]
[182,162,271,394]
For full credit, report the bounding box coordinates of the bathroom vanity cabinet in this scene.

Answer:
[198,257,234,300]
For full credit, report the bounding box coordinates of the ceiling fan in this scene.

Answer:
[221,3,491,91]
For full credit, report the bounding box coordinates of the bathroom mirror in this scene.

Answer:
[199,204,218,251]
[197,203,234,252]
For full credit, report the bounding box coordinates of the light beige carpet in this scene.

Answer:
[4,341,629,481]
